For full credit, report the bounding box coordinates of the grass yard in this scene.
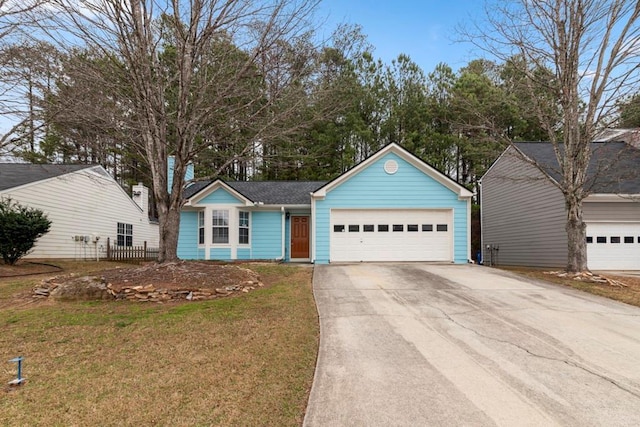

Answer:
[0,262,319,426]
[500,266,640,308]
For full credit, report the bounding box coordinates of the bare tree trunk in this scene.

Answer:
[464,0,640,272]
[157,201,181,263]
[565,192,587,272]
[34,0,329,262]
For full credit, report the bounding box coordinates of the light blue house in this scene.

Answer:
[178,143,473,263]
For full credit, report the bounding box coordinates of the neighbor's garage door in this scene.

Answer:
[586,222,640,270]
[330,209,452,262]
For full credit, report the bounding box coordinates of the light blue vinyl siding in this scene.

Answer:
[237,248,251,259]
[210,248,231,260]
[252,210,283,259]
[178,211,204,259]
[315,152,468,264]
[200,188,243,204]
[167,156,194,193]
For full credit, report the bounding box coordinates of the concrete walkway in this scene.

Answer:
[303,263,640,427]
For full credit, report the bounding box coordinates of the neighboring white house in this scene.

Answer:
[0,163,159,259]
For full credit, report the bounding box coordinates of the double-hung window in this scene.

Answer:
[239,211,250,244]
[117,222,133,247]
[212,210,229,244]
[198,211,205,245]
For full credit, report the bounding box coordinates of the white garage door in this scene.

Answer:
[586,222,640,270]
[330,209,452,262]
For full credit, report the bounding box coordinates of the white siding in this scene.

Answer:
[0,167,158,259]
[482,147,568,267]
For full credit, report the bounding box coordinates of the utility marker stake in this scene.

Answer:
[8,356,25,386]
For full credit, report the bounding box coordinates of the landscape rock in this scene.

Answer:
[49,276,112,301]
[33,262,265,303]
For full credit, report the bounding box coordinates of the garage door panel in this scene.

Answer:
[330,209,452,262]
[586,222,640,270]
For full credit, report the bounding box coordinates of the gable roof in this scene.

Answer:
[312,143,473,198]
[184,143,472,204]
[513,142,640,194]
[184,180,327,205]
[0,163,94,191]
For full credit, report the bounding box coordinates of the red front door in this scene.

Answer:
[291,216,310,259]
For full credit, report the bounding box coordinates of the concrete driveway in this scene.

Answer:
[303,264,640,427]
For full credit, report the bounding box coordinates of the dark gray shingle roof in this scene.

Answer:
[514,142,640,194]
[184,180,327,205]
[0,163,94,191]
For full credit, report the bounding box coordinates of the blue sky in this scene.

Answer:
[0,1,486,139]
[318,0,484,73]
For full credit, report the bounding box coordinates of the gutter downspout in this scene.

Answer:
[280,206,285,261]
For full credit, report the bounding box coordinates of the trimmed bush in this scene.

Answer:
[0,198,51,265]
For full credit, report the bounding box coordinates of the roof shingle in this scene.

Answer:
[514,142,640,194]
[184,180,327,205]
[0,164,94,191]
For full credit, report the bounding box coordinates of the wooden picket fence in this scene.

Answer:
[106,238,159,262]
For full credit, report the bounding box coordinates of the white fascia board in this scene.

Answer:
[400,152,473,198]
[248,204,311,210]
[481,145,511,181]
[585,194,640,202]
[189,180,253,206]
[312,143,472,198]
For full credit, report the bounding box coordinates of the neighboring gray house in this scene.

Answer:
[481,142,640,270]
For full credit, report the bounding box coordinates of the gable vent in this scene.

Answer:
[384,159,398,175]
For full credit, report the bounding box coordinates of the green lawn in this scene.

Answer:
[0,263,319,426]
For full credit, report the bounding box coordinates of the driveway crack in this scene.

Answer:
[432,303,640,400]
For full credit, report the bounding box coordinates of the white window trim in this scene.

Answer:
[212,209,230,245]
[199,205,246,260]
[117,222,133,247]
[198,211,205,246]
[238,211,251,246]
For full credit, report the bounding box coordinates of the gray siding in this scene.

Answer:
[482,147,567,267]
[584,201,640,221]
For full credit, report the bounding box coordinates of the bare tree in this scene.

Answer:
[36,0,323,262]
[465,0,640,272]
[0,0,49,156]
